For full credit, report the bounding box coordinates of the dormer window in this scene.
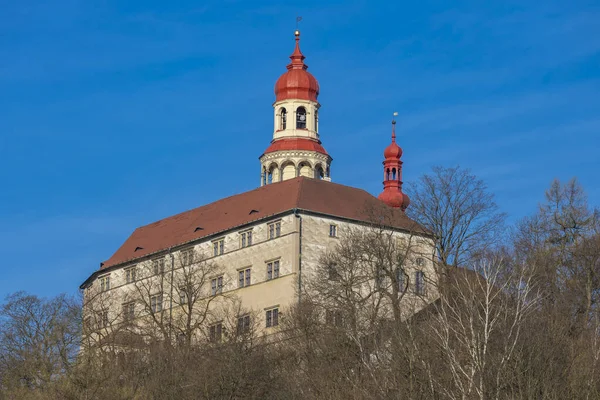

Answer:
[296,107,307,129]
[280,108,287,130]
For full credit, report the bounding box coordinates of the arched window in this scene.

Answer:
[315,110,319,132]
[296,107,307,129]
[392,168,397,180]
[267,169,273,184]
[386,168,391,180]
[280,108,287,130]
[262,168,267,186]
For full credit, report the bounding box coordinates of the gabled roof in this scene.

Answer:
[98,177,427,271]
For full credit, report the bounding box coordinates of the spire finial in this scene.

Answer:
[288,18,307,70]
[392,112,398,142]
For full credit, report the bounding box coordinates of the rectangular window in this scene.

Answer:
[211,276,224,295]
[179,287,187,305]
[237,315,251,334]
[329,224,337,237]
[99,275,110,292]
[268,221,281,240]
[125,266,136,283]
[209,323,223,342]
[325,310,343,327]
[266,308,279,328]
[98,311,109,329]
[375,268,385,289]
[267,260,280,280]
[151,294,163,313]
[238,268,251,288]
[397,268,407,293]
[213,239,224,256]
[153,258,165,275]
[328,263,339,281]
[415,271,425,295]
[123,302,135,321]
[181,248,194,266]
[240,230,253,248]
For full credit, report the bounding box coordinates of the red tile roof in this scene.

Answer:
[262,138,329,156]
[99,177,426,270]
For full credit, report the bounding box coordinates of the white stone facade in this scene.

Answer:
[83,212,437,341]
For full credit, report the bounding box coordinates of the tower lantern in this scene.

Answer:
[259,30,332,186]
[378,116,410,211]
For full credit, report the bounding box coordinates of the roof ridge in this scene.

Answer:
[137,181,296,230]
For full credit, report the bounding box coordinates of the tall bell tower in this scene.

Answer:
[259,30,332,186]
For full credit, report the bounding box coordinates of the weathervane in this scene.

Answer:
[296,16,303,30]
[392,112,398,140]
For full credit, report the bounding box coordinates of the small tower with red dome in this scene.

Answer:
[378,116,410,211]
[260,30,332,186]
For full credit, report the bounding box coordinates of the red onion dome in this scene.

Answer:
[384,121,402,158]
[384,141,402,159]
[274,31,320,102]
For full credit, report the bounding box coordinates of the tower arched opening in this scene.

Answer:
[298,161,313,178]
[280,108,287,130]
[267,162,279,184]
[315,164,325,180]
[281,160,297,181]
[296,107,307,129]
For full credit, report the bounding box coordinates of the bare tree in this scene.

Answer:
[0,292,80,396]
[427,257,539,400]
[408,166,506,268]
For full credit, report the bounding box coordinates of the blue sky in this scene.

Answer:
[1,0,599,299]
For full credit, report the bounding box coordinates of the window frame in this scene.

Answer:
[267,259,280,280]
[179,287,188,305]
[327,263,339,281]
[211,275,224,295]
[240,230,253,248]
[268,221,281,240]
[266,307,279,328]
[181,248,195,266]
[415,270,426,295]
[124,266,137,284]
[238,267,251,288]
[123,302,135,321]
[237,315,251,334]
[152,258,165,275]
[329,224,338,238]
[213,238,225,257]
[150,294,163,313]
[209,322,223,342]
[396,267,407,293]
[99,275,110,292]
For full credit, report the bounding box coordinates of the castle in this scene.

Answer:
[80,30,436,343]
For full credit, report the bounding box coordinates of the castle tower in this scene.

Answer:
[259,30,332,186]
[378,118,410,211]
